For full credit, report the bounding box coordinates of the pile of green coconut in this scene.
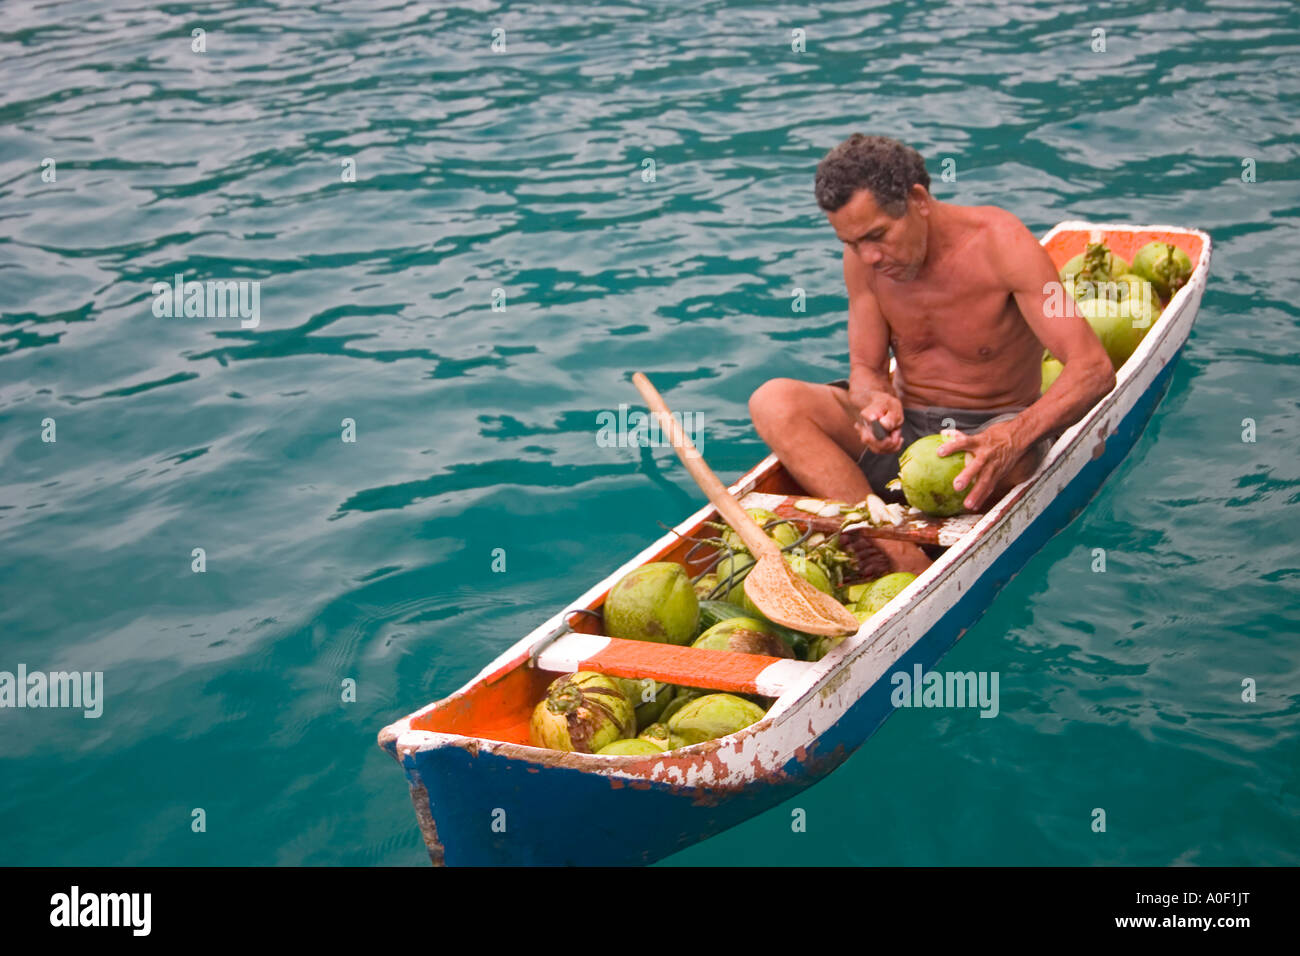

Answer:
[532,430,1066,757]
[1041,239,1192,392]
[529,509,920,756]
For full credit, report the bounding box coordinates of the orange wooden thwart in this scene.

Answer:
[575,637,785,696]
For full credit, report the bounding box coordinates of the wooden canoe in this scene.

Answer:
[378,222,1212,866]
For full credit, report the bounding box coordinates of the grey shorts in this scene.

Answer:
[829,380,1054,503]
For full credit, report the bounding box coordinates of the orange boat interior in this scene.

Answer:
[1044,229,1203,274]
[408,229,1203,748]
[410,462,808,746]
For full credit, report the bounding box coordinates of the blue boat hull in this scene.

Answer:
[392,348,1182,866]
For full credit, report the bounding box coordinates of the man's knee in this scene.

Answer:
[749,378,804,431]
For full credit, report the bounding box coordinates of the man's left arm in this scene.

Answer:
[997,216,1117,450]
[942,214,1116,509]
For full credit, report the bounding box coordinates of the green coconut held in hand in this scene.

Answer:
[1130,241,1192,300]
[530,672,636,753]
[603,562,699,645]
[897,433,968,516]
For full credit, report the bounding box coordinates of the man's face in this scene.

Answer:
[828,184,930,281]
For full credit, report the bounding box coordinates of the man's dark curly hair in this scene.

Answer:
[814,134,931,218]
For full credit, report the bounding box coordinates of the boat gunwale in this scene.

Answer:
[380,221,1212,779]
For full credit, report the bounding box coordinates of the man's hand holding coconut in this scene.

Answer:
[937,420,1028,513]
[749,135,1116,575]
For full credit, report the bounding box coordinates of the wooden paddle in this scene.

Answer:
[631,372,859,637]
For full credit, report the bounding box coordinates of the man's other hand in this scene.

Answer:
[853,389,905,454]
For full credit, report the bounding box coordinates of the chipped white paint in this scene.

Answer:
[382,223,1211,798]
[753,658,817,697]
[534,633,610,672]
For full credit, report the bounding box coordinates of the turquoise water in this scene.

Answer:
[2,0,1298,865]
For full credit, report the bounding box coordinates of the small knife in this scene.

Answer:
[863,416,889,441]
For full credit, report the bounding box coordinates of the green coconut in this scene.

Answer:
[637,722,686,751]
[898,434,968,517]
[666,693,768,745]
[791,554,833,593]
[692,617,794,659]
[1077,296,1153,370]
[1067,269,1153,304]
[713,552,756,606]
[855,571,917,614]
[614,677,675,731]
[1041,355,1064,394]
[1130,242,1192,300]
[692,573,719,599]
[1112,275,1162,338]
[845,581,874,604]
[1060,242,1129,286]
[806,633,849,662]
[529,672,636,753]
[721,508,802,553]
[1127,291,1159,335]
[1112,273,1162,310]
[596,738,666,756]
[657,686,704,724]
[637,722,670,750]
[603,562,699,645]
[1064,276,1112,302]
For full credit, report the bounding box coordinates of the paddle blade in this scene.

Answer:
[742,555,860,636]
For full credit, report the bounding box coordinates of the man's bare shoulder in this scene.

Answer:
[957,204,1034,241]
[954,205,1048,277]
[930,204,1033,283]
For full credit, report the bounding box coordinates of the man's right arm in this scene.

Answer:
[844,249,905,452]
[846,249,891,396]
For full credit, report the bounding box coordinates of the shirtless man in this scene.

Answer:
[749,135,1116,575]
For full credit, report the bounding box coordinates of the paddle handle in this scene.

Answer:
[631,373,780,560]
